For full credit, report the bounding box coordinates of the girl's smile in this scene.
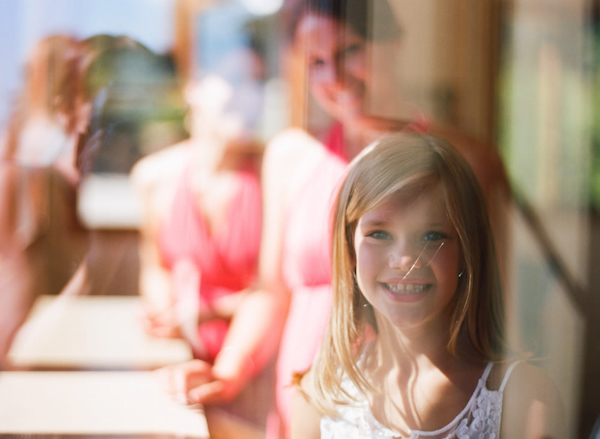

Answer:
[380,279,431,302]
[354,185,461,330]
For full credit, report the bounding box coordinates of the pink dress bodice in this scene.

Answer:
[275,131,348,436]
[159,167,261,362]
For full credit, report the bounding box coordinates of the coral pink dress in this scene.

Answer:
[159,167,261,363]
[275,124,349,437]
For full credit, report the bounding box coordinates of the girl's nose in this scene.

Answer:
[388,244,423,272]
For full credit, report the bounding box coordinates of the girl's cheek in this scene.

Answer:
[356,243,382,275]
[434,246,461,275]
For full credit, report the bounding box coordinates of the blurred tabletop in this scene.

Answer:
[3,295,269,439]
[0,370,209,438]
[7,295,192,370]
[1,296,208,438]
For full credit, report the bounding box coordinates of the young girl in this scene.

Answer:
[291,133,564,439]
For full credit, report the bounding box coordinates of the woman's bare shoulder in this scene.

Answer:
[500,361,566,439]
[262,128,327,195]
[263,129,325,170]
[428,123,510,196]
[130,141,191,190]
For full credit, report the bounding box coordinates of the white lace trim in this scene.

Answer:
[321,362,519,439]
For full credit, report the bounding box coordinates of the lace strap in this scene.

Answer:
[499,361,521,392]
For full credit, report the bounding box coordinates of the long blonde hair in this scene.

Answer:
[310,133,506,413]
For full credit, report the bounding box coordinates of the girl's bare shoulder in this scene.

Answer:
[500,361,566,438]
[290,368,322,439]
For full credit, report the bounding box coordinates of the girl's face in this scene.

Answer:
[353,185,462,332]
[294,13,371,126]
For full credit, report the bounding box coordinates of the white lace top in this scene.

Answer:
[321,361,520,439]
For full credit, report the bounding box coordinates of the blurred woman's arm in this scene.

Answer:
[131,146,186,338]
[186,131,300,402]
[160,129,327,404]
[0,164,40,364]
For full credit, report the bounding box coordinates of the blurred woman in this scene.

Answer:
[131,74,263,363]
[0,35,87,364]
[0,33,161,366]
[132,24,270,428]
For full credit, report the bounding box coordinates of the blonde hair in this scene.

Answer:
[310,133,506,413]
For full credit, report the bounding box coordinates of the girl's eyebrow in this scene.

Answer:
[358,219,452,231]
[358,218,389,227]
[425,221,448,227]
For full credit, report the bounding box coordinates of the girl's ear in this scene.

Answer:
[458,253,466,278]
[347,223,358,268]
[349,246,357,270]
[457,247,467,279]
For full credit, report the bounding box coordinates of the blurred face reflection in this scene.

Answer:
[295,13,371,126]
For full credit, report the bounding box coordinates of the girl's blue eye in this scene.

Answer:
[421,231,446,242]
[368,230,392,240]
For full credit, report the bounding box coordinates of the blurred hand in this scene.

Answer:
[156,357,247,405]
[139,302,182,339]
[139,259,205,340]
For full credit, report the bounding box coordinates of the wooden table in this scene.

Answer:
[7,295,192,370]
[0,370,209,438]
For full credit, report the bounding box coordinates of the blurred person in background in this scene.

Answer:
[0,34,88,365]
[132,74,263,362]
[132,9,270,428]
[0,33,173,367]
[155,1,510,438]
